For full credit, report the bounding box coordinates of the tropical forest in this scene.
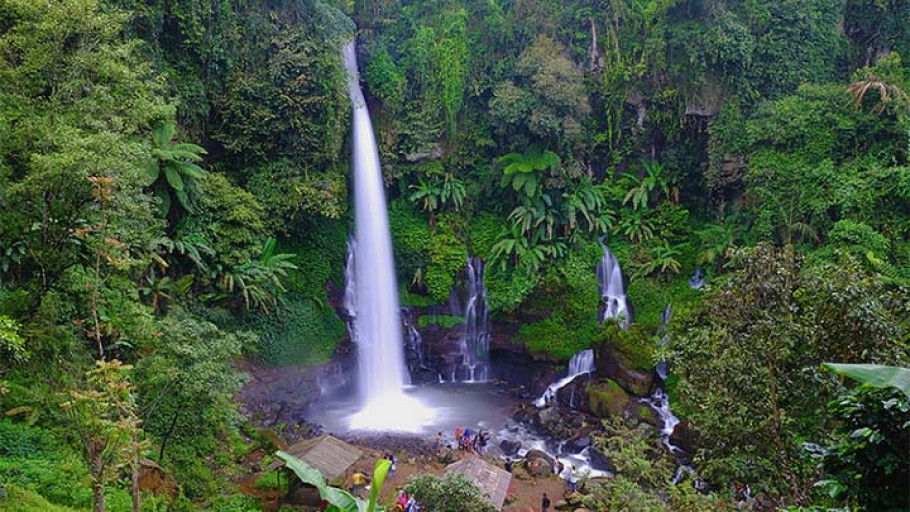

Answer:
[0,0,908,511]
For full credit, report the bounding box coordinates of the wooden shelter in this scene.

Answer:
[266,435,362,483]
[445,456,512,511]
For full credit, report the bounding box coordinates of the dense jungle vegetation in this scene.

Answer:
[0,0,908,510]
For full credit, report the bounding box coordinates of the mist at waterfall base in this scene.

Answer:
[342,41,434,432]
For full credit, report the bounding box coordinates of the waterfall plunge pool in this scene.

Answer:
[307,382,514,435]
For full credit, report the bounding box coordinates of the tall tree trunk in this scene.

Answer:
[131,432,141,512]
[91,450,107,512]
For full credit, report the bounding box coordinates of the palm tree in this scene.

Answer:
[143,121,207,219]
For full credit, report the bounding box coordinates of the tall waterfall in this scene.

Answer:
[458,257,491,382]
[343,41,432,431]
[534,349,596,407]
[597,238,631,327]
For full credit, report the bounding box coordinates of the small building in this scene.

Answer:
[445,456,512,511]
[266,435,362,484]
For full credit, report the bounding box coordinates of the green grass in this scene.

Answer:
[0,485,79,512]
[417,314,464,329]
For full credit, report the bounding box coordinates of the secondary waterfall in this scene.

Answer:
[343,41,432,431]
[343,236,357,318]
[597,238,631,327]
[458,257,491,382]
[534,349,596,407]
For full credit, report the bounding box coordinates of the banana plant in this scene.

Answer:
[276,451,390,512]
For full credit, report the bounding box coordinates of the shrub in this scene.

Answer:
[403,473,496,512]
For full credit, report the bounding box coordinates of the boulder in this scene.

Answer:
[524,449,555,477]
[633,403,659,426]
[564,435,591,454]
[670,420,695,454]
[588,446,611,472]
[537,406,561,425]
[586,379,631,418]
[499,439,521,457]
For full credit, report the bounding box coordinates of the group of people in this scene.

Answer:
[395,489,421,512]
[446,426,491,455]
[552,456,582,492]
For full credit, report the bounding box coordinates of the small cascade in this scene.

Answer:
[534,349,596,407]
[597,238,631,327]
[643,303,695,483]
[343,236,357,318]
[657,302,672,346]
[688,268,705,290]
[457,257,491,382]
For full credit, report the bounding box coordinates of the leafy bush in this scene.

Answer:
[518,314,600,361]
[417,314,464,329]
[254,297,345,366]
[404,473,497,512]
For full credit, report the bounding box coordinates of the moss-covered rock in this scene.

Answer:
[587,379,631,418]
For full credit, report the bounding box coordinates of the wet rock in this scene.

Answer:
[586,379,631,418]
[564,435,591,453]
[633,403,659,426]
[524,448,555,477]
[588,446,611,472]
[593,348,654,397]
[537,407,560,425]
[670,420,694,454]
[499,439,521,457]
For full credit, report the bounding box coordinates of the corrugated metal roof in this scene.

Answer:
[267,435,362,482]
[445,456,512,511]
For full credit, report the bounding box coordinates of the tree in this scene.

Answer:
[669,245,907,504]
[60,360,141,512]
[813,385,910,510]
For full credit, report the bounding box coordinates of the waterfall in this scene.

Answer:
[458,257,491,382]
[597,238,630,327]
[343,41,433,431]
[688,268,705,289]
[343,236,357,318]
[534,349,596,407]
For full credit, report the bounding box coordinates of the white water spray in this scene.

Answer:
[343,41,433,431]
[597,238,630,327]
[533,349,596,407]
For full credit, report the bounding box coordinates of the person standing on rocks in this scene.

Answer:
[541,492,551,512]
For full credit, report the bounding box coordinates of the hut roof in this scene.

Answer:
[445,456,512,511]
[267,435,362,482]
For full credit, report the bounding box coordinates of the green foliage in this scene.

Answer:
[403,472,497,512]
[182,173,268,268]
[669,245,908,501]
[134,312,250,499]
[254,297,345,366]
[814,386,910,510]
[822,364,910,397]
[416,314,464,329]
[144,120,207,218]
[425,218,468,302]
[518,314,600,361]
[586,417,726,511]
[0,315,26,365]
[277,451,390,512]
